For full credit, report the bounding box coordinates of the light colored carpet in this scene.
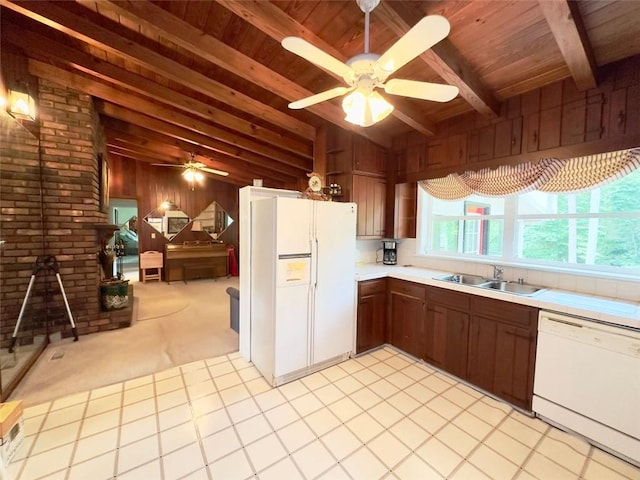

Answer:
[8,276,240,407]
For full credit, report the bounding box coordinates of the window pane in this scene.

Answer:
[431,219,503,256]
[431,220,460,253]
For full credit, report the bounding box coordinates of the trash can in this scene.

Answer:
[226,287,239,333]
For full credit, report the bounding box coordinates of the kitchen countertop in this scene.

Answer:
[356,263,640,331]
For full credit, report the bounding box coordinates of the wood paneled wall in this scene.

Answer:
[108,156,240,255]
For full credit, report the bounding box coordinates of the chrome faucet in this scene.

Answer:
[492,265,504,280]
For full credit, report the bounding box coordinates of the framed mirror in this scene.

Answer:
[144,201,191,241]
[191,201,234,241]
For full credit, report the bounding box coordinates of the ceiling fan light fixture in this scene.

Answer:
[342,89,393,127]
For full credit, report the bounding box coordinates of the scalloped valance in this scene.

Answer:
[419,148,640,200]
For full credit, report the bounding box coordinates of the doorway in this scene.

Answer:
[110,198,139,282]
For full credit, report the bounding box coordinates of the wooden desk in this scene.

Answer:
[165,243,228,283]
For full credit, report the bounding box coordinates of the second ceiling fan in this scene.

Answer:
[283,0,459,127]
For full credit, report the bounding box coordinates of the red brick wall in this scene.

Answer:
[1,78,131,348]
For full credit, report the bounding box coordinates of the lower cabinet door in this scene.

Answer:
[356,291,387,353]
[389,292,425,359]
[425,304,469,379]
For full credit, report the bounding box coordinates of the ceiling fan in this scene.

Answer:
[152,154,229,189]
[282,0,459,127]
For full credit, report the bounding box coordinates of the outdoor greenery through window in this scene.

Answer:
[419,167,640,275]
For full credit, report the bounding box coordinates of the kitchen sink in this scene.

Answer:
[435,274,545,296]
[479,280,545,296]
[436,274,489,285]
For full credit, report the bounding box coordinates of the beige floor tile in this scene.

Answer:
[416,438,463,477]
[370,361,397,378]
[121,397,156,423]
[181,467,209,480]
[321,424,362,460]
[385,371,415,390]
[41,403,86,431]
[157,388,189,412]
[154,367,181,382]
[349,386,383,410]
[181,359,207,373]
[186,379,217,400]
[524,452,580,480]
[79,408,120,439]
[352,367,382,386]
[31,421,81,455]
[387,391,421,415]
[333,374,365,395]
[300,371,330,391]
[449,461,492,480]
[120,414,158,446]
[19,443,74,480]
[276,418,315,452]
[124,374,153,390]
[394,454,444,479]
[582,457,638,480]
[51,391,89,411]
[24,402,51,419]
[536,433,589,474]
[160,421,199,454]
[253,388,287,412]
[291,439,336,479]
[355,354,381,368]
[226,397,260,424]
[420,375,452,394]
[328,396,363,423]
[346,412,385,443]
[201,425,242,463]
[154,375,184,395]
[437,423,480,457]
[235,413,273,445]
[590,448,640,478]
[290,392,324,417]
[441,386,477,409]
[245,432,288,472]
[117,435,160,474]
[258,456,303,480]
[72,428,118,463]
[67,450,116,480]
[84,392,122,418]
[24,415,46,437]
[115,459,161,480]
[510,410,548,433]
[214,371,243,390]
[245,376,272,396]
[370,348,395,362]
[277,379,309,401]
[483,429,532,467]
[499,417,545,449]
[368,430,411,469]
[314,383,346,405]
[238,365,262,383]
[231,356,252,370]
[320,363,350,382]
[389,417,430,450]
[385,354,413,371]
[407,406,448,434]
[190,392,224,418]
[451,411,493,440]
[426,395,463,420]
[219,383,251,406]
[89,383,122,400]
[264,402,300,430]
[546,426,591,454]
[404,382,438,404]
[468,444,519,479]
[369,378,400,399]
[401,364,431,382]
[122,383,155,406]
[467,398,509,426]
[338,358,366,375]
[158,403,193,431]
[162,442,206,480]
[304,407,341,437]
[369,401,404,428]
[206,355,230,367]
[207,360,235,377]
[342,446,389,479]
[316,464,352,479]
[208,449,254,480]
[195,407,231,438]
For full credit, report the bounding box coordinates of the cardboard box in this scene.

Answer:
[0,401,24,467]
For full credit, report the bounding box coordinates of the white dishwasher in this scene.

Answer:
[533,310,640,466]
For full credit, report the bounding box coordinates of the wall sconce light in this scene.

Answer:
[7,89,36,121]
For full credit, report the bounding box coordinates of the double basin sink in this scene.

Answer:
[435,274,545,296]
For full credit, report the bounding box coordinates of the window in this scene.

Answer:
[419,168,640,274]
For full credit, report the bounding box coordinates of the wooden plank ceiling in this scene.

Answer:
[2,0,640,188]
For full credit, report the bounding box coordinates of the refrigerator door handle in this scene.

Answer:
[314,238,319,288]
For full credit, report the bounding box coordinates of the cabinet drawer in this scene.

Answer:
[427,286,471,311]
[472,296,537,328]
[359,278,387,296]
[388,279,426,300]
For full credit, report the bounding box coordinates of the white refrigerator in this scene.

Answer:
[250,196,357,386]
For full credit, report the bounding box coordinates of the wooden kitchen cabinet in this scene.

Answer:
[352,174,386,238]
[388,279,426,359]
[467,296,538,410]
[424,287,471,379]
[356,279,387,354]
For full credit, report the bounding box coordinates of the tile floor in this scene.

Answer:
[7,347,640,480]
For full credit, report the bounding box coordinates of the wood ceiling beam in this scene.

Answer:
[375,2,500,119]
[214,0,436,137]
[3,21,313,159]
[103,123,299,185]
[27,59,310,171]
[99,107,307,180]
[87,0,392,148]
[538,0,597,91]
[0,0,315,139]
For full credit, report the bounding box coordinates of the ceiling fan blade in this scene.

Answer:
[200,166,230,177]
[289,86,352,109]
[151,163,182,168]
[376,15,450,78]
[384,79,459,102]
[282,37,353,78]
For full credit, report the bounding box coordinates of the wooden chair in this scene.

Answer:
[139,251,163,283]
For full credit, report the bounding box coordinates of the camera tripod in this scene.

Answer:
[8,255,78,353]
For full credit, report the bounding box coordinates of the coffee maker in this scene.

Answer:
[382,239,398,265]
